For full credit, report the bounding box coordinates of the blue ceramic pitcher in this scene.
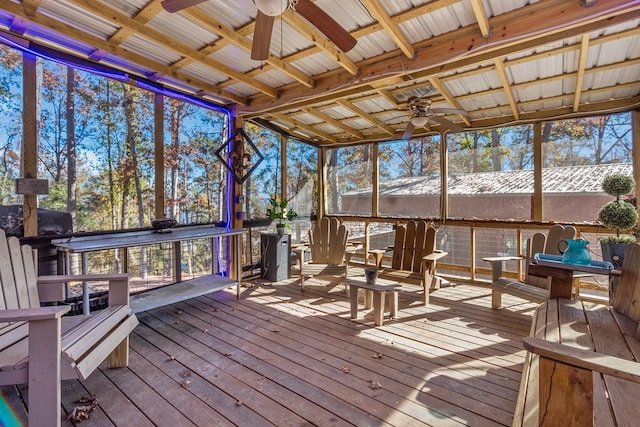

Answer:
[558,239,592,265]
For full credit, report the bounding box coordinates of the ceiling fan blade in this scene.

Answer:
[251,11,275,61]
[295,0,357,52]
[402,122,415,140]
[428,115,465,133]
[431,108,470,118]
[161,0,208,13]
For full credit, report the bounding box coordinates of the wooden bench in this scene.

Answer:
[512,242,640,426]
[370,221,447,305]
[484,224,580,309]
[0,230,138,426]
[348,278,402,326]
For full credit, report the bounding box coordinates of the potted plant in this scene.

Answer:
[266,197,297,235]
[598,173,638,266]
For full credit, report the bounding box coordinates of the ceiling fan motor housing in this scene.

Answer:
[254,0,290,16]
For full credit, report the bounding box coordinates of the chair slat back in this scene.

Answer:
[392,221,437,273]
[545,224,577,256]
[613,243,640,324]
[309,217,348,266]
[0,229,39,311]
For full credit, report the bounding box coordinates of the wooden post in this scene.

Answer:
[372,142,379,217]
[533,121,543,222]
[229,115,243,281]
[440,132,448,219]
[318,146,327,219]
[632,110,640,237]
[22,52,39,237]
[154,93,165,219]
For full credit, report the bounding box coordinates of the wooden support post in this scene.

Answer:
[154,93,165,219]
[22,52,39,237]
[539,357,593,426]
[533,122,543,222]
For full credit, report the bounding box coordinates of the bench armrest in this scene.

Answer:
[0,305,70,322]
[37,273,131,306]
[523,337,640,384]
[483,256,523,282]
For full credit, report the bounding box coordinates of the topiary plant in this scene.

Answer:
[598,173,638,242]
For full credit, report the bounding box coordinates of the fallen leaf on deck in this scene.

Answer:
[341,366,350,373]
[369,380,382,390]
[236,400,243,406]
[372,353,383,359]
[181,380,191,388]
[67,395,98,422]
[176,310,183,314]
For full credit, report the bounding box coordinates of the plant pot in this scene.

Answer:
[276,223,286,235]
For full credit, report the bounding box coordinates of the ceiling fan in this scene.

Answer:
[402,96,470,139]
[161,0,357,61]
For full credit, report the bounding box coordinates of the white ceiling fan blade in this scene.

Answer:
[161,0,208,13]
[428,115,465,133]
[402,121,415,140]
[430,108,470,118]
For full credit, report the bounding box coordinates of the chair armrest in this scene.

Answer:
[523,337,640,384]
[367,249,387,268]
[0,306,70,322]
[483,256,522,282]
[424,251,448,262]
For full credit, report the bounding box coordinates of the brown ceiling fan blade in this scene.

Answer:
[431,108,470,118]
[295,0,357,52]
[428,115,465,133]
[251,11,275,61]
[161,0,208,13]
[402,122,415,140]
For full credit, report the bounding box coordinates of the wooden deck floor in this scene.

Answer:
[2,278,540,426]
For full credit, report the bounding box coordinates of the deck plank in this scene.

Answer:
[4,280,537,426]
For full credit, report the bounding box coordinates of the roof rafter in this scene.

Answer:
[68,0,279,98]
[469,0,492,38]
[494,58,520,120]
[573,34,590,112]
[269,113,338,143]
[0,0,247,105]
[303,107,364,139]
[282,8,358,75]
[337,99,396,136]
[360,0,414,59]
[428,76,472,126]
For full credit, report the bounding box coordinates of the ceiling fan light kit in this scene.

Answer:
[254,0,290,16]
[410,116,430,127]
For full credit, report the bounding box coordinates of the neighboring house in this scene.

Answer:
[341,163,632,223]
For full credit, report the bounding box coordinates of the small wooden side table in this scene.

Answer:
[348,278,402,326]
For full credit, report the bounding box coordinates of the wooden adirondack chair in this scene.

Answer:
[296,217,349,290]
[0,230,138,426]
[371,220,447,305]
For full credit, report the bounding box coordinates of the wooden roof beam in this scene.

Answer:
[270,113,338,143]
[428,76,472,126]
[470,0,492,38]
[183,9,314,88]
[283,9,359,75]
[303,107,364,139]
[360,0,414,59]
[337,99,396,136]
[0,0,247,105]
[494,59,520,120]
[69,0,278,98]
[107,1,164,45]
[573,34,590,112]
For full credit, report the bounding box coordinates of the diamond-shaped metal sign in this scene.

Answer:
[215,129,264,184]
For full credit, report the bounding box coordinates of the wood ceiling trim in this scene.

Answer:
[360,0,414,59]
[240,0,640,115]
[0,0,247,105]
[573,34,590,113]
[69,0,279,98]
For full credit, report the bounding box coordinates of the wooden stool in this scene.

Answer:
[348,278,402,326]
